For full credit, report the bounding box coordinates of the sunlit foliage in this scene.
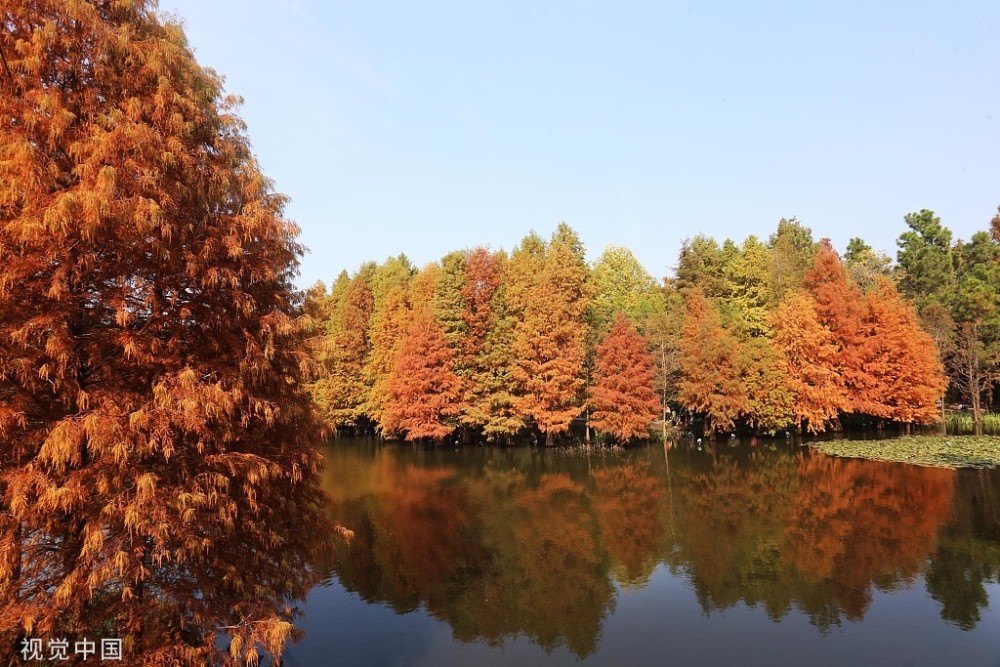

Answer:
[384,308,461,441]
[678,291,747,435]
[0,1,328,663]
[310,212,987,440]
[772,291,845,433]
[590,315,660,442]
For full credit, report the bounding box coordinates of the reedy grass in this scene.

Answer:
[945,411,1000,435]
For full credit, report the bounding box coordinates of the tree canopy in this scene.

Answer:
[304,210,998,441]
[0,1,327,663]
[589,315,659,442]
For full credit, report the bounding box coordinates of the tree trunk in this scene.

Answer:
[940,391,947,435]
[973,389,983,436]
[662,406,667,442]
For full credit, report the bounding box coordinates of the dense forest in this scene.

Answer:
[306,212,1000,443]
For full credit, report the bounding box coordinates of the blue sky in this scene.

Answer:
[159,0,999,288]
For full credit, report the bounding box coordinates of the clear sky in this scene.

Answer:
[158,0,999,288]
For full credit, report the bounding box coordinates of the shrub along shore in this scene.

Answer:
[811,436,1000,469]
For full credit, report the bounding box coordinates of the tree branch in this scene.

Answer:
[0,44,11,81]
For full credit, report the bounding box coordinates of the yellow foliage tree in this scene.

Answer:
[772,291,845,433]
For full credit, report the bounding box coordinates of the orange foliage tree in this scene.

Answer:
[678,291,747,434]
[772,291,845,432]
[804,239,870,416]
[0,1,327,663]
[512,225,591,444]
[385,309,461,441]
[860,279,948,424]
[589,315,659,441]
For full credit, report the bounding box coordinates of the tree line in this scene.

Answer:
[307,213,1000,442]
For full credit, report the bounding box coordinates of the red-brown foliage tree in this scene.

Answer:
[365,262,415,435]
[589,315,660,441]
[804,239,871,416]
[0,2,327,663]
[678,291,747,435]
[385,309,461,441]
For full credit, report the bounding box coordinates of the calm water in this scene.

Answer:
[284,438,1000,666]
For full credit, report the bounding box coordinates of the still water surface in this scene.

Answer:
[285,438,1000,666]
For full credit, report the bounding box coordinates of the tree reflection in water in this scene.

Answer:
[319,441,1000,658]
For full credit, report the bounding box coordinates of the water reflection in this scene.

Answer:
[926,468,1000,629]
[317,440,1000,659]
[667,448,956,629]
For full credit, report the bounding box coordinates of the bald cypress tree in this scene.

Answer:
[860,279,947,425]
[0,2,327,663]
[459,248,522,441]
[772,291,845,433]
[804,239,870,419]
[589,315,659,442]
[384,308,461,442]
[512,225,592,444]
[678,291,747,435]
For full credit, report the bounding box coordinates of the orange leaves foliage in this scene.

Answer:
[512,226,591,440]
[461,248,502,357]
[385,309,461,441]
[804,239,871,414]
[365,281,413,434]
[772,291,845,432]
[315,224,949,439]
[859,279,948,423]
[799,240,947,426]
[457,248,521,439]
[678,291,747,434]
[590,315,659,441]
[0,2,327,663]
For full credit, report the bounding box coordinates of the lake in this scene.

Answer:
[283,438,1000,666]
